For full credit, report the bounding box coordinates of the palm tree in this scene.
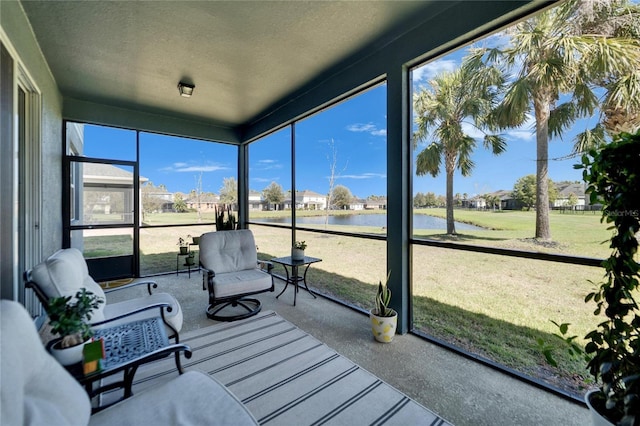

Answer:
[413,59,506,235]
[573,0,640,148]
[469,0,640,240]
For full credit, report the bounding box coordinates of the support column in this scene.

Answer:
[386,66,411,334]
[238,143,248,229]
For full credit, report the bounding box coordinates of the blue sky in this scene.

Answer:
[84,31,594,200]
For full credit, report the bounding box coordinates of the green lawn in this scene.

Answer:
[82,208,629,396]
[413,208,612,258]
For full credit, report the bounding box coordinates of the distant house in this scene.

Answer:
[283,190,327,210]
[249,190,267,211]
[82,162,148,222]
[348,198,366,210]
[365,198,387,210]
[467,196,486,209]
[142,187,174,213]
[553,182,586,209]
[184,193,220,212]
[492,189,524,211]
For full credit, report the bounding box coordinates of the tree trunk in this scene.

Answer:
[445,154,456,235]
[534,97,551,240]
[195,173,203,224]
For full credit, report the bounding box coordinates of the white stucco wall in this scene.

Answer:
[1,1,64,261]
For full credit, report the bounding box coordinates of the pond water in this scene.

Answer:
[253,213,484,231]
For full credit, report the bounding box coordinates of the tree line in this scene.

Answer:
[413,176,582,210]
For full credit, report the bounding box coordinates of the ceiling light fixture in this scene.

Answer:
[177,82,195,98]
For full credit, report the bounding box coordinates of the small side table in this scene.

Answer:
[52,317,191,412]
[176,246,197,278]
[271,255,322,306]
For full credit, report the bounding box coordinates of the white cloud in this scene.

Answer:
[161,162,229,173]
[175,165,228,172]
[412,59,458,83]
[337,173,386,180]
[255,159,282,170]
[346,122,386,137]
[482,32,509,48]
[506,130,535,142]
[458,113,535,142]
[461,122,486,140]
[252,177,278,183]
[347,123,376,132]
[505,114,535,141]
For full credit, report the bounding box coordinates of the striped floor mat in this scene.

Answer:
[105,311,451,425]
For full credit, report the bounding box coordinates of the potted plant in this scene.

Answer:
[45,288,104,366]
[369,271,397,343]
[214,205,237,231]
[177,237,189,255]
[188,234,201,245]
[291,240,307,260]
[573,132,640,425]
[185,251,196,266]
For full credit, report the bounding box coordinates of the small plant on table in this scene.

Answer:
[46,289,104,348]
[177,237,189,254]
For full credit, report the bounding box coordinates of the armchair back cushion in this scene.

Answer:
[29,248,107,322]
[27,248,183,333]
[199,230,258,274]
[0,300,91,426]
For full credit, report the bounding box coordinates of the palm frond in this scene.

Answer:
[415,143,442,177]
[604,72,640,112]
[572,81,599,117]
[484,134,507,155]
[494,80,531,128]
[573,125,607,154]
[549,102,578,139]
[457,149,475,177]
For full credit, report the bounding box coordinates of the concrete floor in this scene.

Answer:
[109,272,590,426]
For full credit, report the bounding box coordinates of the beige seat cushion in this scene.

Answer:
[101,292,183,333]
[89,371,258,426]
[211,269,274,298]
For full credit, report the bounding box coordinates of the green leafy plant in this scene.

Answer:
[572,131,640,425]
[294,240,307,250]
[537,320,589,368]
[45,289,104,348]
[374,271,394,317]
[214,204,237,231]
[177,237,188,247]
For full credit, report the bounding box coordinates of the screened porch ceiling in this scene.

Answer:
[20,1,540,142]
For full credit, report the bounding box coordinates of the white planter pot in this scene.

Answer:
[369,309,397,343]
[585,389,614,426]
[50,339,87,366]
[291,248,305,260]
